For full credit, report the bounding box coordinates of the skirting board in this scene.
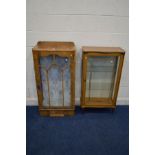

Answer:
[26,97,129,106]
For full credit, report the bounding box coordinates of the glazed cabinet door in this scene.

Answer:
[40,54,72,108]
[86,56,118,99]
[34,52,74,109]
[82,53,124,107]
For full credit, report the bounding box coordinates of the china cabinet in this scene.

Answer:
[81,46,125,109]
[32,41,76,116]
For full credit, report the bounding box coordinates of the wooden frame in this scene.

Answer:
[81,46,125,109]
[32,41,76,116]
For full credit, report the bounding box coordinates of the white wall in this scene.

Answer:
[26,0,129,105]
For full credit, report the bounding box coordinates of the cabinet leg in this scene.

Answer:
[81,107,86,114]
[112,108,115,112]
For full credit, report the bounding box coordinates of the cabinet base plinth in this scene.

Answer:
[81,104,116,109]
[39,109,74,117]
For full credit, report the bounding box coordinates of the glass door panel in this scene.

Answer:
[39,55,71,107]
[86,56,118,99]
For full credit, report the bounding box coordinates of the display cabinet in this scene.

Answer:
[81,47,125,109]
[32,41,76,116]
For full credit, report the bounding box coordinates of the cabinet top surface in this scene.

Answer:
[33,41,75,51]
[82,46,125,53]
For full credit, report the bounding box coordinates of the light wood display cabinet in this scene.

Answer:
[32,41,76,116]
[81,46,125,109]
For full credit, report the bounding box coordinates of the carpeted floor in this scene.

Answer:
[26,106,129,155]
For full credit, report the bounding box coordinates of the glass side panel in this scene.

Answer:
[86,56,118,99]
[39,55,71,107]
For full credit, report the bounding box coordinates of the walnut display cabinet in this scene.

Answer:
[32,41,76,116]
[81,47,125,109]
